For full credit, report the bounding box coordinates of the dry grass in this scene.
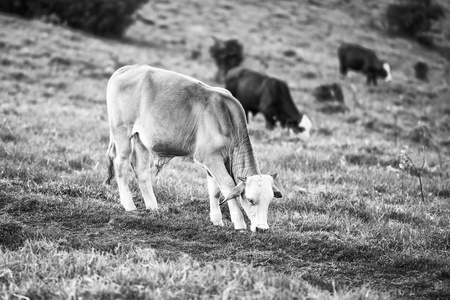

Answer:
[1,0,450,299]
[1,240,384,300]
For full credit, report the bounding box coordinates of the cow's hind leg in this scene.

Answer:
[207,172,224,226]
[105,135,116,185]
[111,128,136,211]
[131,134,158,210]
[372,76,378,86]
[338,54,347,78]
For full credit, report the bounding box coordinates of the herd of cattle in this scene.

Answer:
[105,38,392,232]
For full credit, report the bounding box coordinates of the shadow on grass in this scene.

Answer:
[0,221,25,250]
[1,183,450,299]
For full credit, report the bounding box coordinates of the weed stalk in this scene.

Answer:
[399,145,427,203]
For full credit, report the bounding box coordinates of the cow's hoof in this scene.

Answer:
[211,212,224,226]
[256,227,270,233]
[123,205,137,211]
[234,226,247,231]
[211,219,225,227]
[235,229,247,233]
[232,220,247,230]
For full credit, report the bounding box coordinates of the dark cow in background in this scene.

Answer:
[225,67,312,140]
[209,37,244,82]
[338,42,392,86]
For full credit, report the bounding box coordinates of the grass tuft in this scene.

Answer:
[1,240,379,299]
[0,219,25,250]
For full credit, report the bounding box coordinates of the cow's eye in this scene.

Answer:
[248,198,256,205]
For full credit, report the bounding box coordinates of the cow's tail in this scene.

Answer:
[105,135,116,185]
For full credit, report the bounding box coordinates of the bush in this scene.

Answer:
[385,0,445,39]
[0,0,148,37]
[313,83,344,103]
[413,61,429,81]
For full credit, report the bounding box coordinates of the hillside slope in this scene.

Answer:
[1,0,450,299]
[129,0,450,148]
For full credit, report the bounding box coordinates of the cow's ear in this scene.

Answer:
[272,184,282,198]
[296,125,306,133]
[270,172,282,197]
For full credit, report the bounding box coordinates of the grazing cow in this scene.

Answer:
[209,37,244,83]
[105,65,282,232]
[225,67,312,140]
[338,43,392,86]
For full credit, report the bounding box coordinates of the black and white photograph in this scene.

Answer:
[1,0,450,299]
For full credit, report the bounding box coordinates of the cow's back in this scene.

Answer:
[107,65,247,158]
[338,43,378,70]
[225,67,268,113]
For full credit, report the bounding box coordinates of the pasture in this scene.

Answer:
[1,0,450,299]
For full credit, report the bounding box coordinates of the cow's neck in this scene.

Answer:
[230,133,260,182]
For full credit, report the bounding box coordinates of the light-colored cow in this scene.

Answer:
[105,65,282,232]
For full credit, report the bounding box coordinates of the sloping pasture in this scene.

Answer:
[1,0,450,299]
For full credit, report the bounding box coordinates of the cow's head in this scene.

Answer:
[219,174,282,232]
[285,114,312,141]
[377,62,392,82]
[209,37,244,82]
[383,63,392,82]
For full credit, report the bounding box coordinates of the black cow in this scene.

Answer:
[209,37,244,83]
[225,67,312,140]
[338,43,392,86]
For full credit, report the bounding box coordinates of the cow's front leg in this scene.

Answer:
[207,173,224,226]
[201,157,247,230]
[264,114,276,130]
[226,197,247,230]
[339,65,348,78]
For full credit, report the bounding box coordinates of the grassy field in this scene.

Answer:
[1,0,450,299]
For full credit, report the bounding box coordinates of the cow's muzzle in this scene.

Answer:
[383,63,392,83]
[252,224,270,232]
[292,126,305,133]
[297,115,312,141]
